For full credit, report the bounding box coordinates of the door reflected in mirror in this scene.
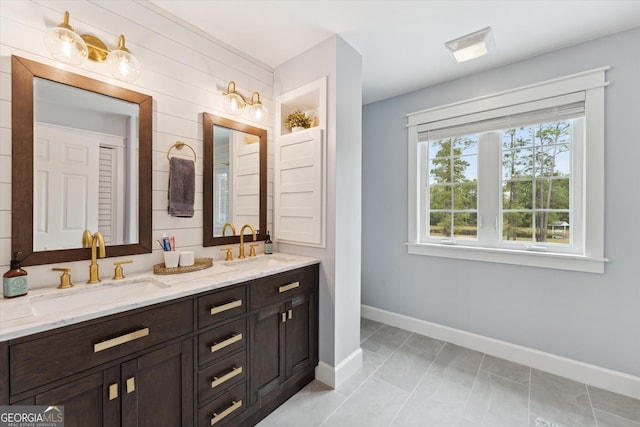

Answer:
[213,125,261,237]
[203,114,266,246]
[33,77,139,251]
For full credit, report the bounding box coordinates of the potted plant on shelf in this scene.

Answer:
[284,109,311,133]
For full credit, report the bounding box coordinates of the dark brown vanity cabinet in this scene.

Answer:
[0,263,319,427]
[248,266,319,407]
[2,299,194,427]
[29,340,193,427]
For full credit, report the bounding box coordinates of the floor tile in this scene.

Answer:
[529,369,596,427]
[259,319,639,427]
[335,348,387,397]
[256,380,346,427]
[463,371,529,427]
[403,332,446,357]
[321,376,408,427]
[594,409,640,427]
[392,344,483,427]
[361,325,411,357]
[373,342,437,392]
[480,354,530,385]
[429,343,484,389]
[361,318,384,342]
[588,385,640,423]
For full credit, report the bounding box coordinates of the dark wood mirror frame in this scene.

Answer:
[11,56,152,266]
[203,113,267,246]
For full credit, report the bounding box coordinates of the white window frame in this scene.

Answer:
[407,68,609,273]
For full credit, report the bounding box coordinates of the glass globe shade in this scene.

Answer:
[250,103,268,123]
[106,49,141,82]
[225,93,246,115]
[44,27,88,65]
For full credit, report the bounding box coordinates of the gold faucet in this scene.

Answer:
[87,232,106,284]
[81,229,93,248]
[238,224,256,259]
[222,223,236,236]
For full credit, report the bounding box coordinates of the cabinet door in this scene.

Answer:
[35,367,119,427]
[285,293,315,379]
[248,302,286,404]
[121,340,193,427]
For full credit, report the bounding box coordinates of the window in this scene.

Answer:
[407,68,608,273]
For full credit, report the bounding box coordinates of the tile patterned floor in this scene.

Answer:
[257,318,640,427]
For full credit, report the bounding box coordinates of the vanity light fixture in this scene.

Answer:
[222,81,269,123]
[44,11,141,82]
[445,26,494,63]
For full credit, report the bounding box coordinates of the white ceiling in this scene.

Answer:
[150,0,640,105]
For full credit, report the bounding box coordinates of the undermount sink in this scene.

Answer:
[30,277,169,316]
[221,255,296,271]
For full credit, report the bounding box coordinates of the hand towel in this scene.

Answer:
[168,157,195,217]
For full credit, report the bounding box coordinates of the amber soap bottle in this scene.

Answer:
[3,252,28,298]
[264,231,273,255]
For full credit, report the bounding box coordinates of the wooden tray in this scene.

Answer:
[153,257,213,275]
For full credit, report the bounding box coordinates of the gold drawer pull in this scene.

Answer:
[94,328,149,353]
[278,281,300,293]
[108,383,118,400]
[210,333,243,353]
[211,400,242,426]
[210,299,242,315]
[211,366,243,389]
[126,377,135,394]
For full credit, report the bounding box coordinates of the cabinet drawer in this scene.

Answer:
[10,300,193,395]
[199,319,246,366]
[198,285,246,328]
[198,382,246,427]
[249,266,316,310]
[199,350,246,404]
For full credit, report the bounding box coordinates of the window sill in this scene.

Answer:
[407,243,608,273]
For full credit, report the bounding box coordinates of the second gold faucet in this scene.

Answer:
[86,231,106,284]
[239,224,256,259]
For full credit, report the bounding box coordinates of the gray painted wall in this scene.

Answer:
[275,35,362,368]
[362,27,640,376]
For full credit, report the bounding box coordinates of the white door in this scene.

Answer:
[34,123,100,250]
[232,131,261,230]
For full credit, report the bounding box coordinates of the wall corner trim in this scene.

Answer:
[315,348,363,389]
[361,304,640,400]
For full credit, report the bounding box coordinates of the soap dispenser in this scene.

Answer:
[3,252,28,298]
[264,231,273,255]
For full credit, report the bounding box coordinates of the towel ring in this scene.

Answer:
[167,141,197,163]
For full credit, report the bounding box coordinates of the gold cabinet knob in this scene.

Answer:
[220,248,233,261]
[52,267,73,289]
[113,260,133,280]
[249,244,258,257]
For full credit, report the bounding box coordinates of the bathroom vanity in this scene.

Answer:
[0,254,319,426]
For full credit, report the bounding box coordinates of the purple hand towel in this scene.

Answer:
[168,157,195,217]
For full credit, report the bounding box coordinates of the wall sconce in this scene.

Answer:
[445,27,494,63]
[44,11,141,82]
[222,81,269,123]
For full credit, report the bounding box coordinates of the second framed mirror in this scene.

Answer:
[203,113,267,246]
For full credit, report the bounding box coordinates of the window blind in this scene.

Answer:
[418,92,585,142]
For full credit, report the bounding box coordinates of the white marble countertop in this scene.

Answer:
[0,252,319,342]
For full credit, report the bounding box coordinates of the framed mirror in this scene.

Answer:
[11,56,152,266]
[203,113,266,246]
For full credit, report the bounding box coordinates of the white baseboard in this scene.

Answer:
[315,348,363,389]
[362,304,640,400]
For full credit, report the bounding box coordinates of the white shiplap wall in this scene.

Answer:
[0,0,274,288]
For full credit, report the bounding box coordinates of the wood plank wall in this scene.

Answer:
[0,0,274,286]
